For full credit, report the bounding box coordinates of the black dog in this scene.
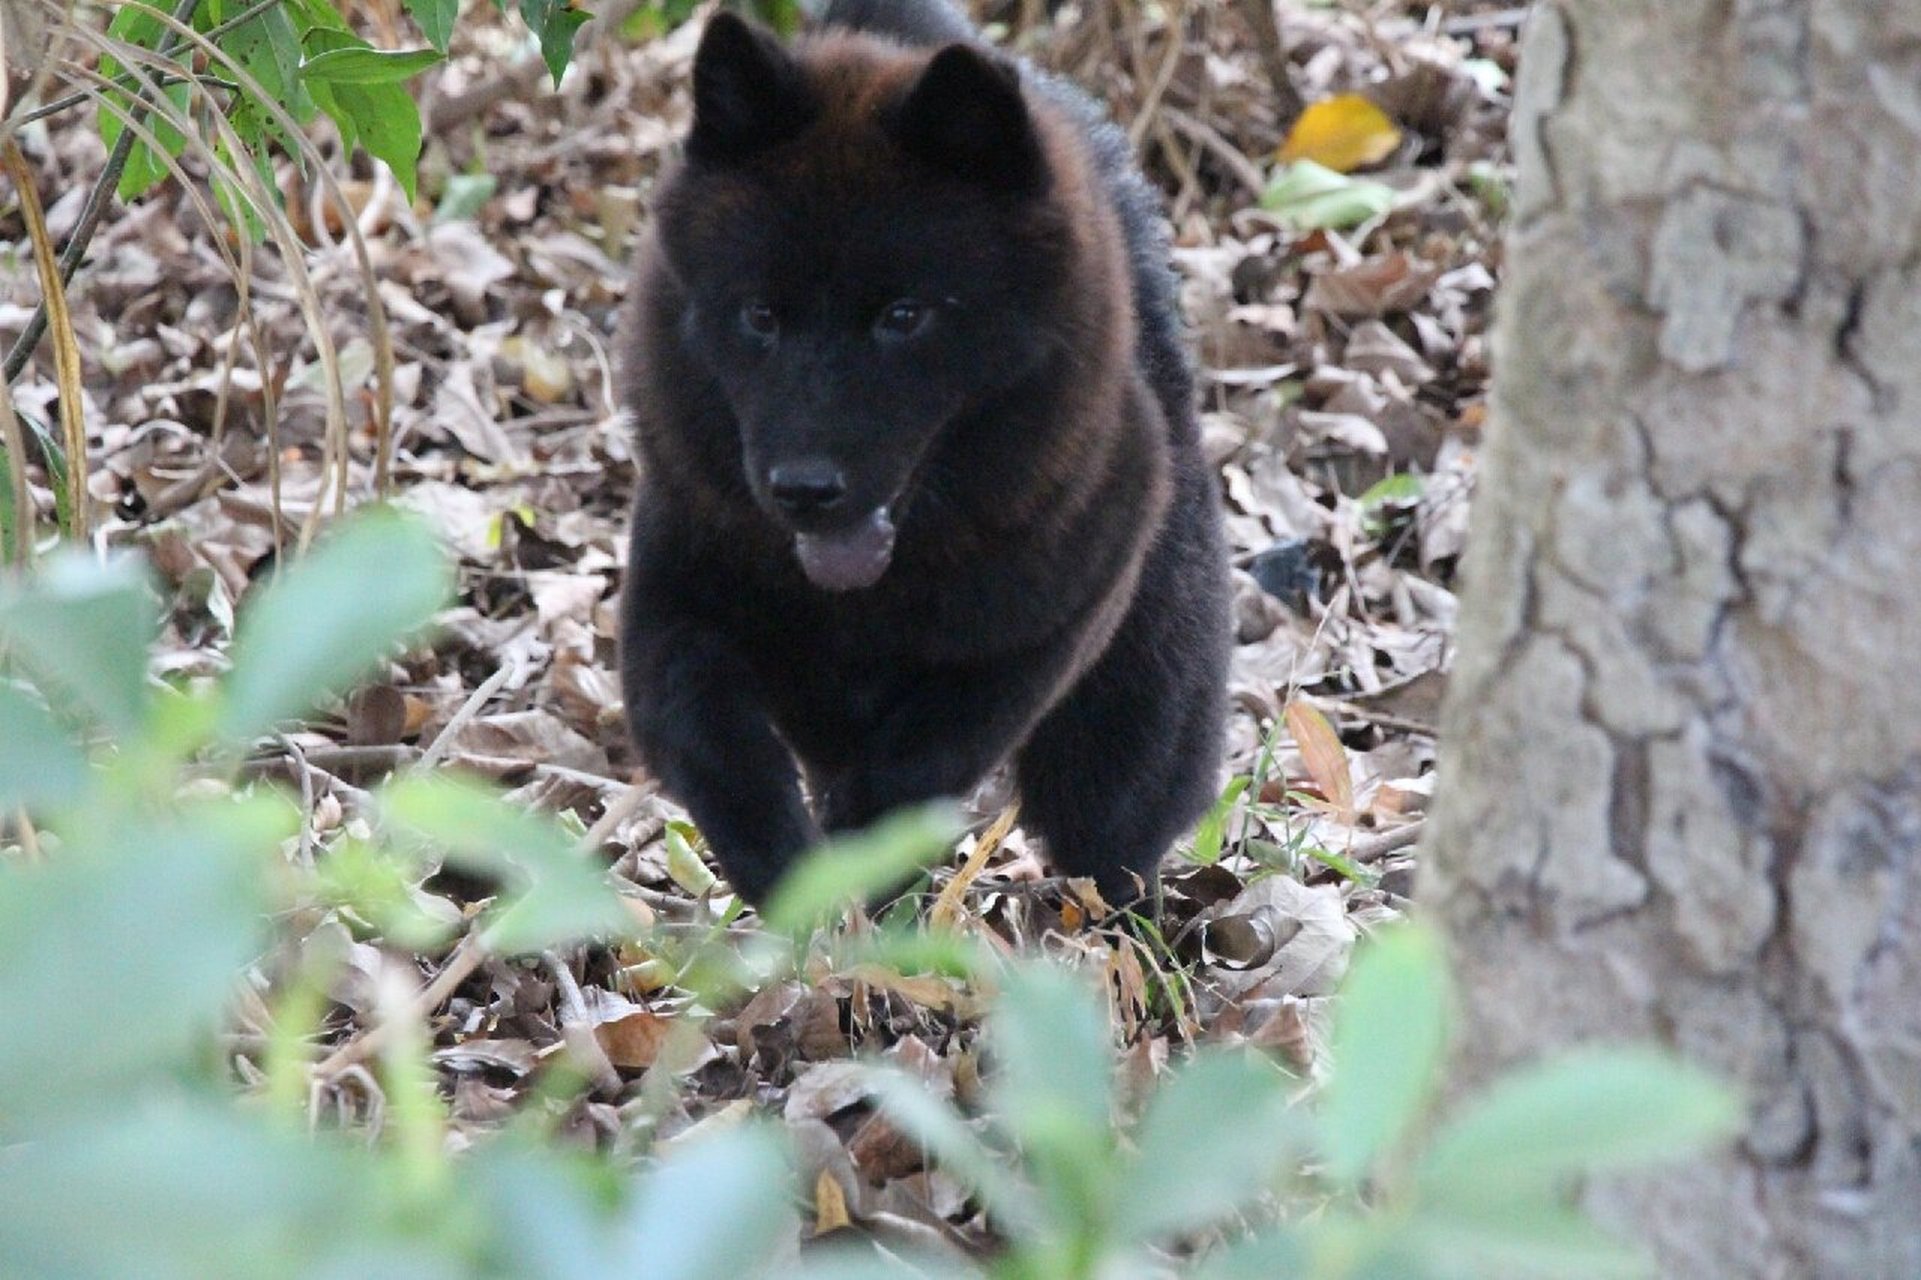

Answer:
[617,0,1230,908]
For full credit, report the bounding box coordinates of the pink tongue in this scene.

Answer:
[794,509,896,592]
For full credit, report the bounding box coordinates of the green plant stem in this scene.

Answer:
[3,0,207,386]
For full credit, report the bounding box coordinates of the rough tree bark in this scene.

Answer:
[1421,2,1921,1275]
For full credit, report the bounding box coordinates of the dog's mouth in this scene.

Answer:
[792,506,897,593]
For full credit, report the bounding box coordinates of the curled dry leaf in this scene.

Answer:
[1202,903,1306,970]
[1208,874,1357,999]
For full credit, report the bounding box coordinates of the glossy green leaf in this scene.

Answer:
[299,30,428,200]
[406,0,458,49]
[1359,471,1424,510]
[301,46,445,86]
[519,0,588,84]
[1321,922,1451,1185]
[1417,1048,1742,1204]
[0,551,156,736]
[210,0,315,131]
[217,507,451,744]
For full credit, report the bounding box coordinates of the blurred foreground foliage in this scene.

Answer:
[0,510,1740,1278]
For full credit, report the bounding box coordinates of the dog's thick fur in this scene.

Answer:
[617,0,1231,907]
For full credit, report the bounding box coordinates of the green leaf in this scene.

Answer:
[379,774,634,955]
[1301,842,1377,886]
[99,6,193,201]
[1188,774,1249,866]
[663,819,717,897]
[1186,1227,1309,1280]
[0,550,157,736]
[216,507,451,744]
[434,172,498,223]
[312,837,457,950]
[211,123,272,245]
[0,798,287,1125]
[210,0,315,128]
[863,1067,1037,1235]
[618,1127,794,1280]
[1,409,71,541]
[300,30,428,200]
[1116,1050,1302,1243]
[1409,1199,1648,1279]
[787,1251,977,1280]
[519,0,588,85]
[0,1099,382,1275]
[1321,921,1451,1186]
[1261,159,1396,232]
[301,46,445,86]
[0,681,92,810]
[1417,1048,1742,1205]
[760,803,963,933]
[1359,471,1424,510]
[406,0,458,49]
[458,1143,629,1277]
[985,964,1116,1233]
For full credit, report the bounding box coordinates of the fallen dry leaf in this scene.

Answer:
[1287,698,1356,823]
[1278,94,1404,172]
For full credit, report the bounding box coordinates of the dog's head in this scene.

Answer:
[651,14,1088,591]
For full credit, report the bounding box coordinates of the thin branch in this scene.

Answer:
[543,950,625,1096]
[1233,0,1303,126]
[313,934,488,1078]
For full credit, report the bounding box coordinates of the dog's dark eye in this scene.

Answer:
[740,301,778,340]
[875,299,932,341]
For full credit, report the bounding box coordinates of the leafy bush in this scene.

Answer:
[97,0,579,206]
[0,512,1740,1278]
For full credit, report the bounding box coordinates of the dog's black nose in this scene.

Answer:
[768,461,848,517]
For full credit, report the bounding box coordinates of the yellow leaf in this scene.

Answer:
[1285,699,1355,824]
[929,802,1019,931]
[1277,95,1402,173]
[813,1169,853,1236]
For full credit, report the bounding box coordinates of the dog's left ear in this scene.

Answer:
[688,12,816,163]
[893,44,1046,192]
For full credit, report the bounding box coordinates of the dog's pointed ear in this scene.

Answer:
[688,12,815,163]
[893,44,1045,192]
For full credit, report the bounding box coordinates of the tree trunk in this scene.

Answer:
[1422,2,1921,1275]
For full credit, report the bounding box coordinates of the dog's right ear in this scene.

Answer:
[688,12,815,163]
